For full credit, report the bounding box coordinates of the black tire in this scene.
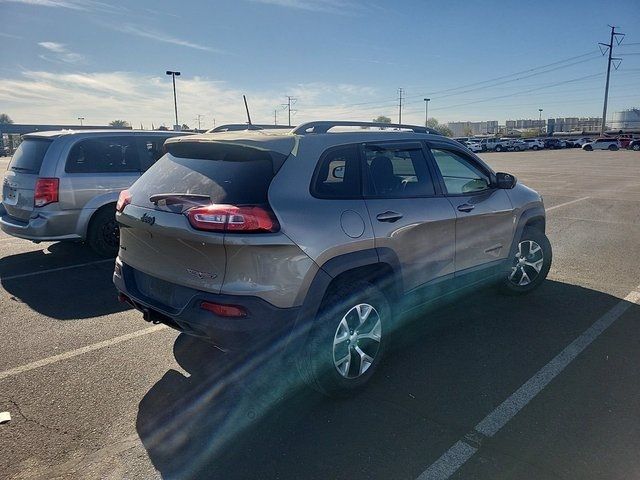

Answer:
[298,279,390,397]
[495,145,503,152]
[633,144,640,151]
[532,145,539,151]
[87,206,119,257]
[608,144,618,151]
[583,145,593,151]
[498,227,552,295]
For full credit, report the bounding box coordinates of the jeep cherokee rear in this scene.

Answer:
[114,121,551,395]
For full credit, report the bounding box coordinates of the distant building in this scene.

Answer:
[505,119,546,130]
[610,108,640,132]
[548,117,601,133]
[447,120,499,137]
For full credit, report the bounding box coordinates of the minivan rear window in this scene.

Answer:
[9,139,52,174]
[130,147,275,209]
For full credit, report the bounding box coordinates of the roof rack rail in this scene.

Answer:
[291,121,441,135]
[207,124,294,133]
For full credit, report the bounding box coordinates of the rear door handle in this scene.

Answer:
[457,203,475,213]
[376,211,403,222]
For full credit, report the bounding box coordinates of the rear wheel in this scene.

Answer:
[298,280,390,396]
[495,145,503,152]
[532,145,539,151]
[608,144,618,151]
[87,206,119,257]
[583,145,593,151]
[499,228,552,295]
[633,143,640,151]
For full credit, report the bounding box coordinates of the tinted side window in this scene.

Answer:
[141,137,168,169]
[363,145,434,198]
[431,148,490,195]
[66,137,140,173]
[312,145,361,198]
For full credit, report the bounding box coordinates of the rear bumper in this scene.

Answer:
[113,259,300,351]
[0,210,82,241]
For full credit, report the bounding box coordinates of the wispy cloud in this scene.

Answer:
[109,24,225,54]
[38,41,85,64]
[0,32,22,39]
[1,0,122,13]
[0,70,383,127]
[249,0,360,14]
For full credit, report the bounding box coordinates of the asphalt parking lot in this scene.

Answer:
[1,149,639,480]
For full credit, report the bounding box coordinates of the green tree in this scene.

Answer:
[109,119,130,128]
[427,117,453,137]
[0,113,14,124]
[372,115,392,124]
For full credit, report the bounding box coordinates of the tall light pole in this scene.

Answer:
[77,117,84,126]
[165,70,181,130]
[538,109,543,134]
[424,98,430,127]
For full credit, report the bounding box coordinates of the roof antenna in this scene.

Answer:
[243,95,252,125]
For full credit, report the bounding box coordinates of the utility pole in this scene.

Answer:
[424,98,430,127]
[538,108,543,134]
[77,117,84,126]
[599,25,624,134]
[165,70,181,130]
[282,96,296,127]
[274,109,278,126]
[194,114,204,131]
[398,88,404,125]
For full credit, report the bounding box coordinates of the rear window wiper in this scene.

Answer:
[149,193,211,206]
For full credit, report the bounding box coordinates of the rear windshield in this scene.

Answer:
[9,139,52,174]
[130,147,275,209]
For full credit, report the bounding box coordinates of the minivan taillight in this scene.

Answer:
[186,204,279,233]
[34,178,59,207]
[116,189,131,213]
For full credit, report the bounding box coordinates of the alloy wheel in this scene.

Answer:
[509,240,544,286]
[332,303,382,379]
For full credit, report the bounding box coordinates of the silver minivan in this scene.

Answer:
[1,130,188,256]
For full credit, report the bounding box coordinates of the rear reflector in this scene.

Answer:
[200,301,248,318]
[116,189,131,213]
[34,178,59,207]
[186,204,279,233]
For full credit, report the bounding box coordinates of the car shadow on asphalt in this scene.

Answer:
[0,241,129,319]
[136,280,639,480]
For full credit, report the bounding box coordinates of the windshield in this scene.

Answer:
[8,139,52,173]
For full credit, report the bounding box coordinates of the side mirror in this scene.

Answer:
[496,172,517,189]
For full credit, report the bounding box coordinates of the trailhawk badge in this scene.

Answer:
[186,268,218,280]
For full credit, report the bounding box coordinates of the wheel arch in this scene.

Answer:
[85,201,117,238]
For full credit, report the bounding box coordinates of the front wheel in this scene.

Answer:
[608,144,618,151]
[532,145,539,151]
[495,145,503,152]
[583,145,593,151]
[498,228,552,295]
[298,280,390,396]
[633,144,640,151]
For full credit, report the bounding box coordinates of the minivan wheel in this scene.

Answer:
[87,206,119,257]
[299,280,389,396]
[499,228,552,295]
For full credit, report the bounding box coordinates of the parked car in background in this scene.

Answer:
[523,139,544,150]
[510,139,529,151]
[464,141,482,153]
[564,139,578,148]
[544,138,567,149]
[114,120,551,395]
[572,137,593,147]
[1,129,189,256]
[480,138,512,152]
[617,135,633,149]
[582,138,620,151]
[628,139,640,151]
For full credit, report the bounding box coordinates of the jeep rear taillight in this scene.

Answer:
[186,204,279,233]
[116,189,131,213]
[34,178,59,207]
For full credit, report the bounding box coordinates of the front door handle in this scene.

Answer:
[457,203,475,213]
[376,211,403,223]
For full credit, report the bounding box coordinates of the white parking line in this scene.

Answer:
[416,286,640,480]
[0,324,168,381]
[1,259,113,281]
[546,196,590,212]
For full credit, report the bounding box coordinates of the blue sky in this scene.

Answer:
[0,0,639,128]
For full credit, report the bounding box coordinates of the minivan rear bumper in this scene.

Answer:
[113,259,300,351]
[0,210,82,241]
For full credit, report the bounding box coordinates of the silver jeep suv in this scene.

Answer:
[113,121,551,395]
[1,130,187,255]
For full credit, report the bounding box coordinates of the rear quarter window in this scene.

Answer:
[9,139,52,174]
